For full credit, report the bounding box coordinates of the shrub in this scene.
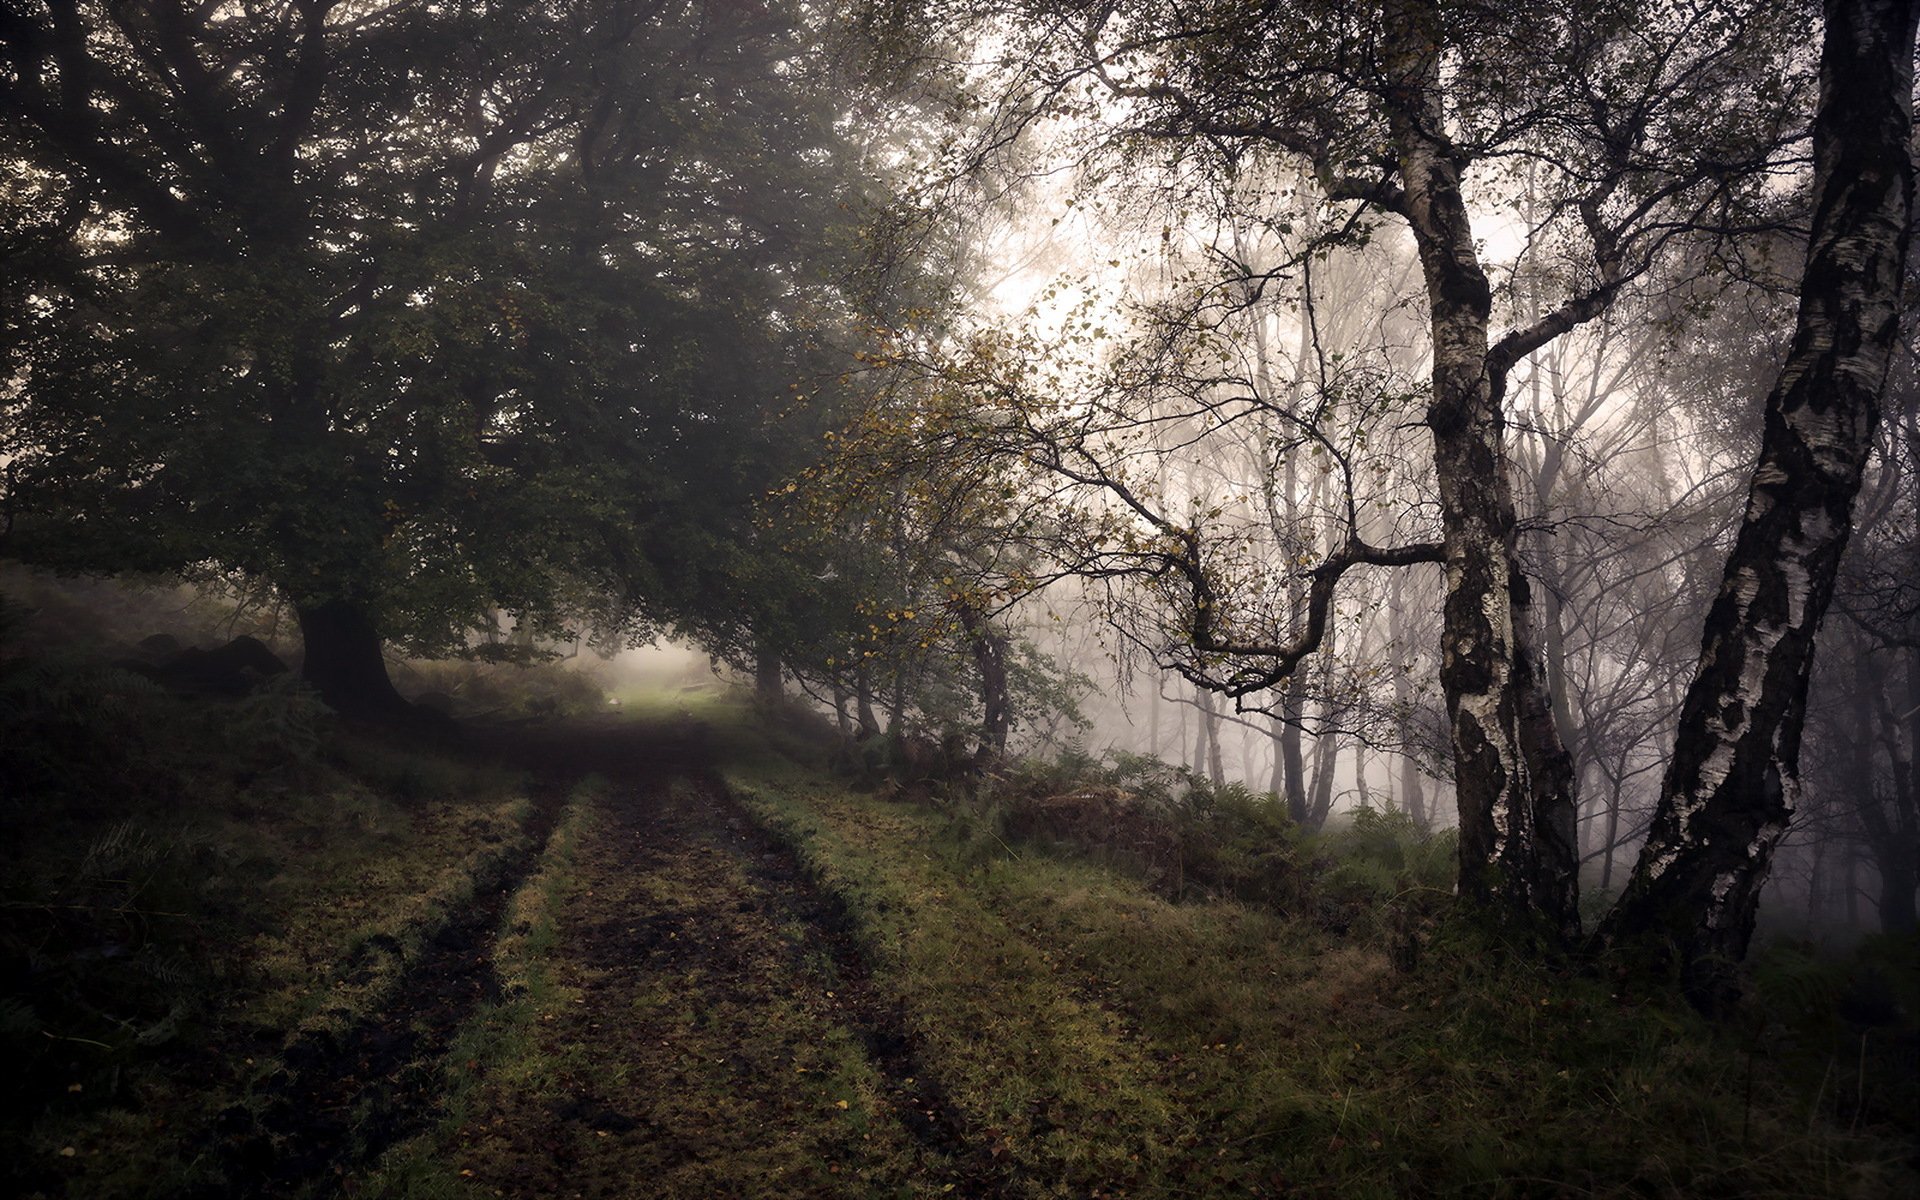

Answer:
[0,818,244,1116]
[392,655,608,718]
[958,748,1456,948]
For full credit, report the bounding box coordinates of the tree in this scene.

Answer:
[853,0,1811,941]
[0,0,879,716]
[1602,0,1919,1004]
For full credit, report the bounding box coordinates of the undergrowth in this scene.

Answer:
[0,647,531,1199]
[715,708,1920,1199]
[955,747,1455,949]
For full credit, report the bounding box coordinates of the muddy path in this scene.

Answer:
[448,714,1005,1199]
[185,712,1002,1198]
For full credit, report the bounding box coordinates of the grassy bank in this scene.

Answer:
[717,709,1919,1198]
[1,656,539,1199]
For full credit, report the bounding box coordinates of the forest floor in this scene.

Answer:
[7,693,1919,1199]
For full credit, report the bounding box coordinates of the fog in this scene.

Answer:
[2,0,1911,948]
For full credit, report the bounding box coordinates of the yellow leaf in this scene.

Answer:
[835,1100,850,1110]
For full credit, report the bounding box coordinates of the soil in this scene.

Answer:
[187,775,572,1198]
[195,713,1007,1198]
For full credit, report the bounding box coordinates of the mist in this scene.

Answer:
[3,1,1916,1196]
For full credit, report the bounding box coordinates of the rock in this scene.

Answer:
[149,635,290,695]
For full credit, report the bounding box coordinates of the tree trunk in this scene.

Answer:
[1806,833,1829,927]
[1600,0,1918,1009]
[1880,857,1918,934]
[1389,569,1429,830]
[1199,687,1226,785]
[1385,10,1580,941]
[1401,754,1429,831]
[1857,644,1920,933]
[832,679,852,739]
[854,664,881,739]
[1182,683,1198,775]
[1844,844,1861,928]
[1886,648,1920,932]
[1598,763,1624,893]
[1277,692,1309,822]
[887,661,912,738]
[959,605,1012,761]
[1268,714,1286,798]
[1308,720,1338,830]
[295,597,410,720]
[1149,678,1162,759]
[755,641,783,701]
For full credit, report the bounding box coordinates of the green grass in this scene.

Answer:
[717,718,1920,1200]
[9,680,1912,1199]
[363,764,957,1198]
[0,658,540,1199]
[357,777,601,1199]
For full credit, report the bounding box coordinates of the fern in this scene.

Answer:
[0,995,41,1039]
[78,820,159,885]
[1752,942,1846,1027]
[134,949,196,989]
[224,673,328,764]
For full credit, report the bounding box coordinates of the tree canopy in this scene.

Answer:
[1,0,889,713]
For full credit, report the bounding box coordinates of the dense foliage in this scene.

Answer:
[1,0,889,711]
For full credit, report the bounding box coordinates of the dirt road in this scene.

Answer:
[229,714,995,1198]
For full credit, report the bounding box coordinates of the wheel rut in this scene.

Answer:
[189,776,572,1199]
[450,720,1006,1198]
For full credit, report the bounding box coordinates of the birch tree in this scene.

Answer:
[1603,0,1919,1005]
[858,0,1808,941]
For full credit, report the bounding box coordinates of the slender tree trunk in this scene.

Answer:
[1844,844,1861,928]
[958,605,1012,761]
[1177,690,1191,771]
[1402,755,1429,831]
[1389,569,1429,829]
[1858,645,1920,932]
[1279,690,1309,821]
[887,664,910,738]
[1601,0,1918,1009]
[1807,833,1829,926]
[1384,10,1580,940]
[832,679,852,739]
[854,664,881,739]
[1308,719,1338,829]
[1598,768,1623,893]
[1149,679,1162,759]
[1269,715,1287,799]
[755,640,783,702]
[295,597,410,720]
[1879,853,1918,933]
[1199,687,1226,785]
[1887,648,1920,931]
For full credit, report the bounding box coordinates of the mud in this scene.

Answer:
[191,713,1007,1197]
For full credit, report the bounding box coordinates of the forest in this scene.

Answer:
[2,0,1918,1196]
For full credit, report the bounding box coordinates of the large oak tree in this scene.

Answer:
[1,0,879,715]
